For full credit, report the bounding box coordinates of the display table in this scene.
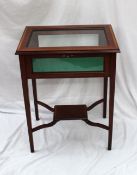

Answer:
[16,25,120,152]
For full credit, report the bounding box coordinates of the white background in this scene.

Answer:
[0,0,137,174]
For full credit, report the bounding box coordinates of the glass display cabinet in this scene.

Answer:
[16,25,120,152]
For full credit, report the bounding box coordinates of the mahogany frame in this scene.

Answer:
[16,25,120,152]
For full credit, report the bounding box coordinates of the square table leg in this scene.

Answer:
[32,79,39,121]
[108,54,116,150]
[19,57,35,153]
[103,77,108,118]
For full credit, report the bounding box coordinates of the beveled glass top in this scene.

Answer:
[27,29,107,48]
[16,25,120,55]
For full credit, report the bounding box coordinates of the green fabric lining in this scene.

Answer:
[32,57,104,72]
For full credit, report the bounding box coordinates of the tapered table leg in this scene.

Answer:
[32,79,39,121]
[19,57,34,153]
[103,77,108,118]
[108,55,116,150]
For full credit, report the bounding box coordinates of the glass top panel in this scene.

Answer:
[27,29,107,48]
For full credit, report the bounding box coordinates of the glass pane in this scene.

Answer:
[32,57,104,72]
[38,34,99,47]
[27,30,107,48]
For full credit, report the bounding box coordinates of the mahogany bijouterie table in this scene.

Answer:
[16,25,120,152]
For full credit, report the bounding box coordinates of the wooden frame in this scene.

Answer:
[16,25,119,55]
[16,25,120,153]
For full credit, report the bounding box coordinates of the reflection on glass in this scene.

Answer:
[27,29,107,48]
[38,34,99,47]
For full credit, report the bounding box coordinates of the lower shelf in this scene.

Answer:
[32,103,109,133]
[53,105,88,120]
